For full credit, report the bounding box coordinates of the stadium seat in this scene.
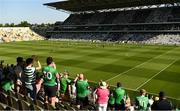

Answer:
[34,99,44,109]
[7,95,19,109]
[25,96,34,104]
[16,92,26,101]
[63,102,76,110]
[55,103,66,110]
[0,102,6,110]
[45,103,56,110]
[30,104,43,111]
[0,92,8,104]
[5,106,17,110]
[19,100,31,110]
[7,91,16,97]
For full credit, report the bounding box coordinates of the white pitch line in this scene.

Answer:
[105,47,178,82]
[135,58,179,91]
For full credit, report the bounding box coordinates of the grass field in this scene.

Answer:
[0,40,180,106]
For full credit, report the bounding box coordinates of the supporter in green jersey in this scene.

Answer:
[74,73,89,109]
[1,79,14,92]
[40,57,60,108]
[60,71,71,101]
[114,82,126,110]
[135,89,149,110]
[108,90,115,110]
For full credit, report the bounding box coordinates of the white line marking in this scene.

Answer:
[135,58,179,90]
[105,47,178,82]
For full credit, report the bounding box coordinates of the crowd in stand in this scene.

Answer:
[48,6,180,45]
[0,56,176,110]
[0,27,44,43]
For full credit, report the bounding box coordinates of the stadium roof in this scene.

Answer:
[44,0,180,12]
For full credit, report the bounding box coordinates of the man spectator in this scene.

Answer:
[39,57,59,108]
[24,58,41,99]
[135,89,149,110]
[14,57,24,93]
[114,82,126,110]
[74,73,90,109]
[151,91,173,110]
[94,81,109,111]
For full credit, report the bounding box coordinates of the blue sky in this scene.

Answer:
[0,0,69,24]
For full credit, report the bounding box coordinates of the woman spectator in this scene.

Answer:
[94,81,109,111]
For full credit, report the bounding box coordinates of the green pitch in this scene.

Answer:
[0,40,180,105]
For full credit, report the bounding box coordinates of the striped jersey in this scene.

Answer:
[24,66,36,85]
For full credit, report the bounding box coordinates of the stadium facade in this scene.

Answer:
[44,0,180,44]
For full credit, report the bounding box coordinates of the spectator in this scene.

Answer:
[148,94,154,111]
[59,71,71,101]
[14,57,24,93]
[94,81,109,111]
[125,94,132,110]
[0,79,14,92]
[135,89,149,110]
[114,82,126,110]
[0,60,4,81]
[40,57,60,108]
[71,81,76,99]
[24,58,41,99]
[74,73,90,109]
[108,90,115,110]
[152,91,173,110]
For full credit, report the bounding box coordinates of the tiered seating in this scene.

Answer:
[0,90,93,110]
[0,27,44,43]
[48,6,180,44]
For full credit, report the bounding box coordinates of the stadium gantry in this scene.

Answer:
[44,0,180,12]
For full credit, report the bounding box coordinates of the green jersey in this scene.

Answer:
[42,66,58,86]
[1,80,14,91]
[76,80,89,98]
[108,94,115,105]
[60,77,71,93]
[114,87,126,104]
[135,95,149,110]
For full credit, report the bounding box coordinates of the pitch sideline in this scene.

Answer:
[105,47,179,82]
[135,58,179,90]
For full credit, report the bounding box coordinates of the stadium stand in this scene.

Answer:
[0,27,44,43]
[44,1,180,44]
